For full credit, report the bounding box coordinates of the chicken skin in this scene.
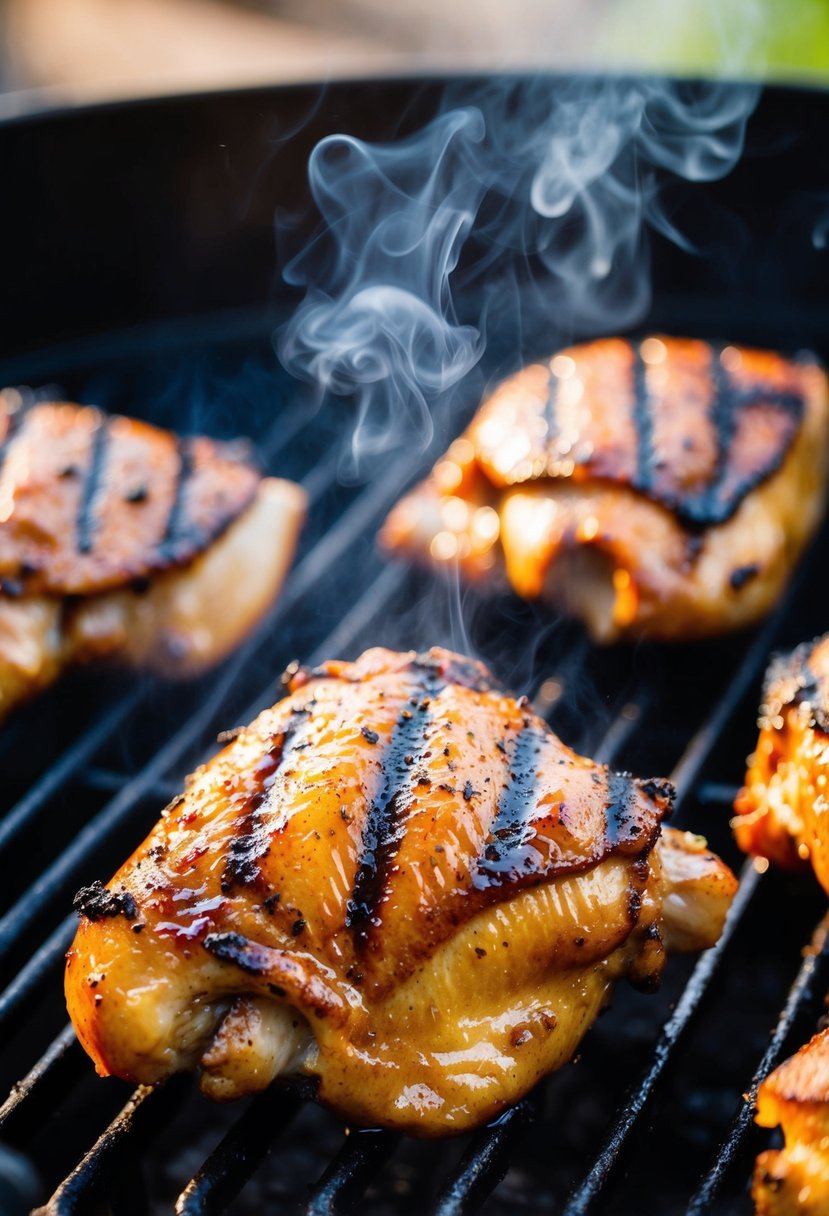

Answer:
[65,646,737,1135]
[754,1027,829,1215]
[734,634,829,892]
[382,337,829,643]
[0,392,306,720]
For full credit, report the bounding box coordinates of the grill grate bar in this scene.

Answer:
[687,911,829,1213]
[0,917,76,1038]
[82,769,180,800]
[174,1081,307,1216]
[237,562,410,728]
[0,689,143,857]
[304,1130,398,1216]
[35,1079,188,1216]
[431,1102,531,1216]
[557,577,811,1213]
[671,616,788,811]
[0,635,265,970]
[0,1025,81,1144]
[561,861,763,1216]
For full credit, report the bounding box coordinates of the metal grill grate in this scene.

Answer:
[2,336,829,1216]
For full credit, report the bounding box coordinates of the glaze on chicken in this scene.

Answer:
[754,1026,829,1215]
[0,392,305,719]
[734,634,829,891]
[382,337,829,642]
[65,646,737,1135]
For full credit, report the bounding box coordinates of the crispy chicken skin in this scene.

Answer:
[65,646,737,1135]
[0,394,306,719]
[754,1027,829,1215]
[734,634,829,891]
[382,337,829,643]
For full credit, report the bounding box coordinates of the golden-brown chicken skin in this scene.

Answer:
[754,1027,829,1215]
[734,634,829,891]
[382,337,829,643]
[65,646,737,1135]
[0,392,306,719]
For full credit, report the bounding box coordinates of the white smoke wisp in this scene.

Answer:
[279,108,487,477]
[278,76,761,478]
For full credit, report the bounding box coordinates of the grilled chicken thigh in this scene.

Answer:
[754,1027,829,1215]
[734,634,829,892]
[0,393,305,720]
[66,646,737,1135]
[382,337,829,642]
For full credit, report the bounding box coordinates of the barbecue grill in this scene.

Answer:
[2,75,829,1215]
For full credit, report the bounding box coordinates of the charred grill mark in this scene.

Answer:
[409,651,497,692]
[158,437,195,561]
[0,396,32,479]
[347,673,442,947]
[605,771,642,847]
[221,721,304,894]
[476,721,546,883]
[543,365,559,441]
[702,346,737,517]
[675,345,806,528]
[76,416,110,554]
[631,342,656,492]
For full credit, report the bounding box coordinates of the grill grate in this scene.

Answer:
[2,333,829,1216]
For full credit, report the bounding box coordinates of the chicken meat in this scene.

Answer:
[66,646,737,1135]
[754,1026,829,1216]
[382,337,829,643]
[0,392,306,720]
[734,633,829,892]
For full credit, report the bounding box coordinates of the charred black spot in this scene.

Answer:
[73,880,137,922]
[221,834,264,893]
[361,726,380,744]
[605,772,643,847]
[729,563,760,591]
[203,931,265,974]
[639,778,675,807]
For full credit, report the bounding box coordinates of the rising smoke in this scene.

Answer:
[278,76,760,478]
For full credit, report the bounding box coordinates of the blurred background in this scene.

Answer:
[0,0,828,113]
